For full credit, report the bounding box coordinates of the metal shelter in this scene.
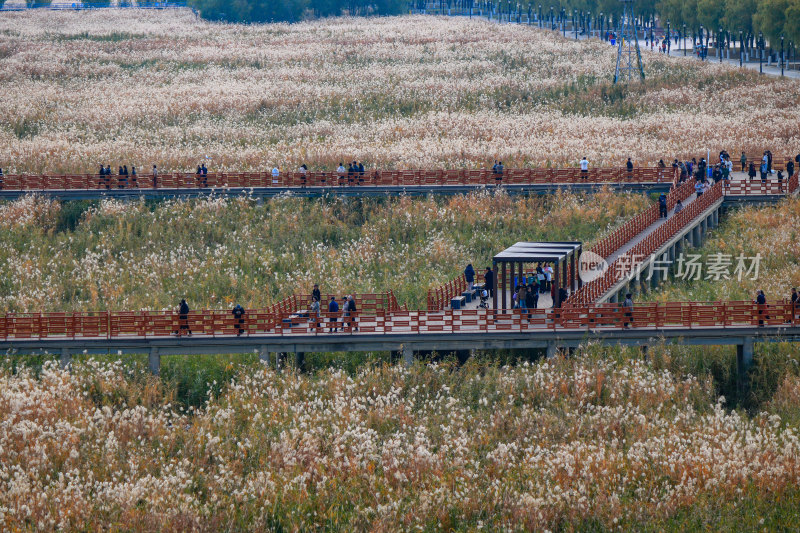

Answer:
[492,242,583,310]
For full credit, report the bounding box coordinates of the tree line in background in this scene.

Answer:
[442,0,799,48]
[186,0,405,22]
[3,0,798,45]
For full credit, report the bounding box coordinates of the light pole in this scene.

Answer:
[600,12,604,39]
[781,35,785,76]
[759,32,763,74]
[719,27,723,63]
[699,26,704,60]
[561,8,566,37]
[666,20,670,53]
[550,6,553,30]
[683,23,686,56]
[574,9,578,39]
[740,30,743,66]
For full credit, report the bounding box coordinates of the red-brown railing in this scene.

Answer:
[0,167,679,191]
[570,181,725,304]
[1,300,797,339]
[427,273,486,310]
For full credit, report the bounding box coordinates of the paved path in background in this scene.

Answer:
[424,11,800,80]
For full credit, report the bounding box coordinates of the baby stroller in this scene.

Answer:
[478,289,490,309]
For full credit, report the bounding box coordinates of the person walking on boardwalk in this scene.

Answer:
[787,159,795,180]
[232,304,246,336]
[310,297,321,329]
[328,296,339,332]
[741,152,747,172]
[623,293,634,328]
[658,193,668,218]
[792,288,799,323]
[347,295,358,331]
[176,299,191,337]
[695,179,704,197]
[464,264,475,291]
[748,162,756,181]
[756,290,767,327]
[271,166,280,185]
[674,200,683,214]
[580,156,589,179]
[626,157,633,179]
[484,267,494,299]
[312,283,321,303]
[152,165,158,189]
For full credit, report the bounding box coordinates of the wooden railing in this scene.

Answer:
[1,300,797,339]
[569,181,724,304]
[0,167,678,191]
[427,273,485,310]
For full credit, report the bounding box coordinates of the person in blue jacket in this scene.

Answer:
[464,264,475,291]
[328,296,339,332]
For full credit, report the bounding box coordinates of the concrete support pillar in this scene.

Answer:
[701,218,707,238]
[546,342,557,359]
[692,225,701,247]
[661,252,669,282]
[60,348,71,370]
[148,347,160,376]
[640,265,651,293]
[737,337,755,394]
[295,352,306,373]
[403,345,414,367]
[259,345,271,367]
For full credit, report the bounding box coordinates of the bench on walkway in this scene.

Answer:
[451,296,467,310]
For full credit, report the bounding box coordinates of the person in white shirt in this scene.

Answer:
[580,157,589,179]
[544,264,553,291]
[271,166,279,185]
[337,162,346,174]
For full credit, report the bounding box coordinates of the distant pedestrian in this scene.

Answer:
[760,160,768,182]
[756,290,767,327]
[232,304,246,336]
[626,157,633,179]
[623,293,634,328]
[152,165,158,188]
[580,156,589,178]
[464,263,475,291]
[495,161,504,186]
[740,152,747,172]
[310,298,321,329]
[271,166,279,185]
[792,288,799,323]
[312,283,321,303]
[748,162,756,181]
[328,296,339,332]
[484,267,494,298]
[176,299,191,336]
[130,166,137,188]
[695,179,704,197]
[558,286,568,308]
[674,199,683,214]
[526,284,537,311]
[658,193,667,218]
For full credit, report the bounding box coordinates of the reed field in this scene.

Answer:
[0,189,647,312]
[0,10,799,173]
[646,196,800,303]
[3,347,800,531]
[4,8,800,532]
